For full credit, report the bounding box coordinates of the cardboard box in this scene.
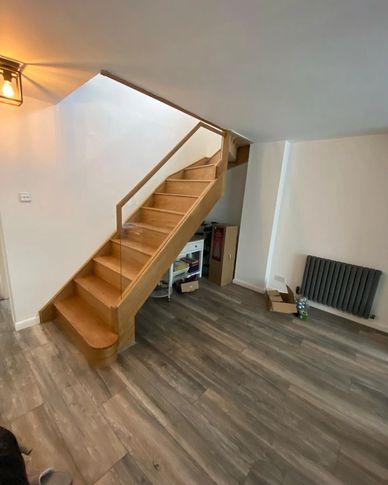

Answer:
[266,290,283,302]
[180,280,199,293]
[266,285,297,314]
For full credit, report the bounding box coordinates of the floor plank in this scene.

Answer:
[103,389,215,484]
[9,405,86,485]
[1,278,388,484]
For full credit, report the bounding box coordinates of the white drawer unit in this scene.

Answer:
[177,239,204,259]
[152,237,204,300]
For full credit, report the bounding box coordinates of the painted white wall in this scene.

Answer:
[0,74,220,327]
[234,142,285,292]
[206,163,248,225]
[121,127,221,222]
[270,133,388,332]
[0,216,10,301]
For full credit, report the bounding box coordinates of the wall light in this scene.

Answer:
[0,56,23,106]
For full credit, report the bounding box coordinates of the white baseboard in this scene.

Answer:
[15,315,40,331]
[307,301,388,334]
[233,280,387,333]
[233,278,265,294]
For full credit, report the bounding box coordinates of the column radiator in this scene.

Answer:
[299,255,382,319]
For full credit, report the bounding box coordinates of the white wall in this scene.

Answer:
[236,133,388,332]
[206,163,248,225]
[270,133,388,332]
[234,142,285,292]
[0,216,10,301]
[0,74,220,327]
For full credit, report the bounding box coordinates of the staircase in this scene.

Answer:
[39,123,249,366]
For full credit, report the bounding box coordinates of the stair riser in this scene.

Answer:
[170,157,210,178]
[94,261,131,291]
[169,170,184,179]
[140,208,183,229]
[151,194,197,212]
[163,180,210,196]
[121,226,166,249]
[187,156,210,168]
[75,284,115,329]
[184,165,216,180]
[55,311,118,367]
[207,150,221,165]
[111,242,150,267]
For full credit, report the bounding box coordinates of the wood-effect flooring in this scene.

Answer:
[1,279,388,484]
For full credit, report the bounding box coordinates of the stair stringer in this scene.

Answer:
[116,173,225,349]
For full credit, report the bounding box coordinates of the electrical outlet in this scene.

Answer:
[19,192,32,203]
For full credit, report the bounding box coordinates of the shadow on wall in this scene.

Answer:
[290,253,307,293]
[207,163,248,226]
[0,215,10,301]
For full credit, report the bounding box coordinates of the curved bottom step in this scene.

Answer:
[54,295,118,367]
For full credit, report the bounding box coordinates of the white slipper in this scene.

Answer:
[39,468,73,485]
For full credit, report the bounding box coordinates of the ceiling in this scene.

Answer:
[2,0,388,142]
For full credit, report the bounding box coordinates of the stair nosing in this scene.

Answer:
[154,192,198,199]
[141,207,185,216]
[111,238,154,256]
[130,222,170,235]
[184,164,217,171]
[167,178,214,183]
[93,255,135,281]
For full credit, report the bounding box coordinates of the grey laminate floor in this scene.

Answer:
[1,280,388,484]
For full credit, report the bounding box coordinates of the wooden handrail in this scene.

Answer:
[116,121,225,233]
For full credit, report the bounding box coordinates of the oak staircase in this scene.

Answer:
[39,122,249,366]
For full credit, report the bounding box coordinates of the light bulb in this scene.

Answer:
[2,79,14,98]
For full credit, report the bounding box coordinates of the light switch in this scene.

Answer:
[19,192,32,203]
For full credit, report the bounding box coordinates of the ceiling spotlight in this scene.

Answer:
[0,56,23,106]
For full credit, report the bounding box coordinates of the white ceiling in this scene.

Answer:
[2,0,388,142]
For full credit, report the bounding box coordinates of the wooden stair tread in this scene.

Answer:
[141,207,185,216]
[111,238,154,256]
[75,274,121,307]
[130,222,170,235]
[55,296,118,349]
[94,255,140,281]
[167,178,214,183]
[154,192,198,199]
[184,164,217,171]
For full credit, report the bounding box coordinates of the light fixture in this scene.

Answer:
[0,56,23,106]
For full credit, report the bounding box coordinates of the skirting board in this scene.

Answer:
[233,278,265,294]
[308,300,388,334]
[233,279,387,333]
[15,315,40,331]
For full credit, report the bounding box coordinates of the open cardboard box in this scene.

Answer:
[265,285,297,314]
[180,280,199,293]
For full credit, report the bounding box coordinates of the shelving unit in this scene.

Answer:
[152,237,204,300]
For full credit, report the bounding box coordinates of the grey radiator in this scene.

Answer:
[299,255,382,319]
